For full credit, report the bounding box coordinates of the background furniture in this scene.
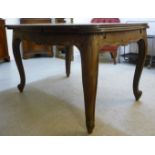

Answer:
[55,18,74,60]
[0,18,10,62]
[122,20,155,68]
[20,18,53,59]
[91,18,120,64]
[147,35,155,68]
[122,35,155,68]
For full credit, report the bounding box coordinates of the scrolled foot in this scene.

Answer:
[66,71,70,78]
[4,57,10,62]
[135,90,142,101]
[17,84,24,93]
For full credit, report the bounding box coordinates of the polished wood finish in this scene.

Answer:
[20,18,53,59]
[6,23,148,134]
[0,19,10,62]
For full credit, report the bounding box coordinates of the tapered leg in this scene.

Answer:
[110,52,117,64]
[13,37,26,92]
[133,39,147,101]
[65,46,73,77]
[79,39,99,134]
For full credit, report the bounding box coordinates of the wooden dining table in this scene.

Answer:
[6,23,148,134]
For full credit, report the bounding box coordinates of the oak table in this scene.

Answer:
[6,23,148,134]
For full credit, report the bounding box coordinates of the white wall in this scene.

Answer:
[121,18,155,35]
[74,18,91,23]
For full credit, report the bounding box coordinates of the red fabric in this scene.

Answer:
[91,18,120,53]
[100,45,118,52]
[91,18,120,23]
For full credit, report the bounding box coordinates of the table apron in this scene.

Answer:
[13,29,147,50]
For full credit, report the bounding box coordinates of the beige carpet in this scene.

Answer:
[0,58,155,136]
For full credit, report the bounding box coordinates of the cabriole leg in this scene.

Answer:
[133,39,147,101]
[13,36,26,92]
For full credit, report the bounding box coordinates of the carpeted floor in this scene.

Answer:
[0,57,155,136]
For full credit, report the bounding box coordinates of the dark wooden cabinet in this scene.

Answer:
[0,18,10,62]
[20,18,53,59]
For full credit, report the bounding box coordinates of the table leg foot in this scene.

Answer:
[86,121,95,134]
[18,84,25,93]
[135,90,142,101]
[65,46,73,77]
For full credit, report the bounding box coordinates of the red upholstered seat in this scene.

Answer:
[91,18,120,23]
[91,18,120,64]
[100,45,118,52]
